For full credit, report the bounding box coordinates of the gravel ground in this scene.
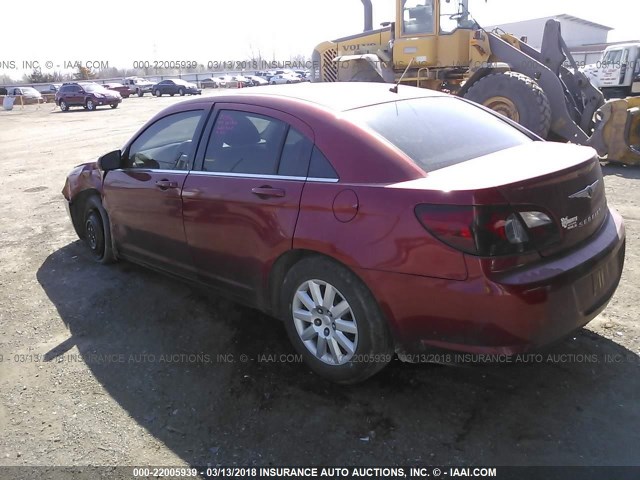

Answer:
[0,93,638,474]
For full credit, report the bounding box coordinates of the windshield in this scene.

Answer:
[345,97,532,172]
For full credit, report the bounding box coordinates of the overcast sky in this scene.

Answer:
[1,0,636,79]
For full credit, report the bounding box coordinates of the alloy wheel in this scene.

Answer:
[292,280,358,365]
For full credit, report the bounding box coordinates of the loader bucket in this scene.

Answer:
[587,98,640,166]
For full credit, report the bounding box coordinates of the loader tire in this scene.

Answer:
[464,71,552,138]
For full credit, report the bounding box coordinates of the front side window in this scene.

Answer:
[203,110,288,175]
[345,97,532,172]
[125,110,203,170]
[402,0,435,35]
[602,49,622,66]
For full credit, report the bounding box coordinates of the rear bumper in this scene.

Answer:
[357,207,626,355]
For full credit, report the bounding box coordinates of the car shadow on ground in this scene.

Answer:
[37,242,640,467]
[602,163,640,180]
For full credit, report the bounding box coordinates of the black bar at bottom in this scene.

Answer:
[0,466,639,480]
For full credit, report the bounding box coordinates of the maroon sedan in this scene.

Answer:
[103,83,131,98]
[62,83,625,383]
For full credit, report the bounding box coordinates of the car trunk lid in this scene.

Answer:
[396,142,607,257]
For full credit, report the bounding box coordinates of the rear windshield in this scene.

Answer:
[345,97,532,172]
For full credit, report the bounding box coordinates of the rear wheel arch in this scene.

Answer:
[268,250,379,319]
[274,251,395,383]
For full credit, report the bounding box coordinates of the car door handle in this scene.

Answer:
[156,179,178,190]
[251,186,285,198]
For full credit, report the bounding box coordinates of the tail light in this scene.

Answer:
[415,205,560,257]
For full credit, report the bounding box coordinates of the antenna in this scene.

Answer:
[390,58,414,93]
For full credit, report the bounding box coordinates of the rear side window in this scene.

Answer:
[345,97,532,172]
[278,128,313,177]
[308,147,338,179]
[203,110,288,175]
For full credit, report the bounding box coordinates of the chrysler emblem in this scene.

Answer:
[569,180,600,200]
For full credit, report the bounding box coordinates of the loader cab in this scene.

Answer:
[397,0,473,37]
[394,0,476,68]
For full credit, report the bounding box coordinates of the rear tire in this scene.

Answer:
[280,256,393,384]
[154,89,161,97]
[59,100,69,112]
[83,196,115,264]
[463,71,552,138]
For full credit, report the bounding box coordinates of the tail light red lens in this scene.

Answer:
[415,205,559,257]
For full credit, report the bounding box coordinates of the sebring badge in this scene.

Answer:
[569,180,600,200]
[561,206,603,230]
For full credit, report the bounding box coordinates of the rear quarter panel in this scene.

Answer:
[294,182,468,281]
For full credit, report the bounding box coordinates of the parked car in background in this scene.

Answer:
[103,83,131,98]
[61,83,626,383]
[7,86,43,101]
[294,70,311,82]
[33,84,60,94]
[231,75,252,88]
[55,82,122,111]
[152,79,201,97]
[246,75,269,86]
[200,77,221,89]
[270,74,302,85]
[123,77,154,97]
[216,76,230,87]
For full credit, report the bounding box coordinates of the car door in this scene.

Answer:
[63,85,80,105]
[103,108,209,277]
[182,105,314,304]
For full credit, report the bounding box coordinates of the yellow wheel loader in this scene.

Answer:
[311,0,640,165]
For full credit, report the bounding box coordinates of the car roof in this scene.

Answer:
[181,82,448,112]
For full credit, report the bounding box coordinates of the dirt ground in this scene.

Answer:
[0,92,639,473]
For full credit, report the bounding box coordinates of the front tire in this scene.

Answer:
[280,257,393,384]
[463,71,551,138]
[110,103,118,109]
[85,99,96,111]
[137,89,144,97]
[179,88,185,96]
[83,196,115,264]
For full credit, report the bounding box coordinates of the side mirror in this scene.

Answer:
[97,150,122,171]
